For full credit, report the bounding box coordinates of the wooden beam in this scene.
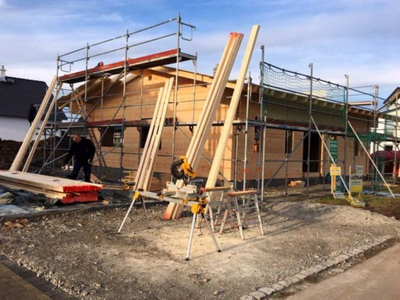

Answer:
[0,171,103,193]
[134,86,165,189]
[206,25,259,189]
[22,83,63,172]
[142,78,174,190]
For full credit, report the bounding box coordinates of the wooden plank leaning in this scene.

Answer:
[163,32,244,219]
[134,86,165,189]
[22,82,63,172]
[118,78,174,233]
[167,33,243,219]
[206,25,260,189]
[142,78,174,190]
[10,75,58,171]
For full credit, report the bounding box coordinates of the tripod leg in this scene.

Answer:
[185,213,197,261]
[201,213,221,253]
[118,192,140,233]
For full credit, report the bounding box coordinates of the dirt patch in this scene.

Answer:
[0,137,68,170]
[1,198,399,300]
[0,139,21,169]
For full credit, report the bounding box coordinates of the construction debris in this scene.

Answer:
[3,218,29,230]
[289,180,306,187]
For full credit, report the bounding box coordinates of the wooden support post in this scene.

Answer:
[10,76,57,171]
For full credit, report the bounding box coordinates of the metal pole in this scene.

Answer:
[260,45,266,201]
[395,96,399,183]
[192,52,197,123]
[243,73,250,191]
[234,132,239,190]
[172,12,181,172]
[344,74,349,181]
[307,63,313,199]
[373,85,379,188]
[84,42,89,136]
[120,30,129,183]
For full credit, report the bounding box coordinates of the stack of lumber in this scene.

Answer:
[0,171,103,204]
[163,32,244,219]
[134,78,174,191]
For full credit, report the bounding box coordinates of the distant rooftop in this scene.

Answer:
[0,67,48,118]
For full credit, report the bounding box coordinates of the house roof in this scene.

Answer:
[384,87,400,105]
[0,76,48,118]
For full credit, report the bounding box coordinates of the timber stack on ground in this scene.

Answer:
[0,171,103,204]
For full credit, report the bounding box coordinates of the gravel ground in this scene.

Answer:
[1,192,400,300]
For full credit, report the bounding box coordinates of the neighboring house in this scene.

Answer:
[0,65,48,141]
[379,87,400,151]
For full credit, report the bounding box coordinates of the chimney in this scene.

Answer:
[0,65,6,82]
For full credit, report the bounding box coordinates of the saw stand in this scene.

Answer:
[186,211,221,261]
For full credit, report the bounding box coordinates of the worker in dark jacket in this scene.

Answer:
[28,103,37,125]
[65,134,95,182]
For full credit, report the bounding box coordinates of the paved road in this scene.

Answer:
[0,256,76,300]
[287,242,400,300]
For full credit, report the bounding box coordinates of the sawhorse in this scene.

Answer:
[202,186,232,232]
[225,190,264,240]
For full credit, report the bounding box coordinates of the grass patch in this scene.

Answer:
[314,195,350,206]
[314,193,400,220]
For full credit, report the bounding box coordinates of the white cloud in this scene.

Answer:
[1,0,399,98]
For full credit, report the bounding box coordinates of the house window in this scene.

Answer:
[140,127,149,148]
[140,126,162,149]
[302,132,320,172]
[100,127,114,147]
[285,130,294,154]
[354,140,360,156]
[384,145,393,151]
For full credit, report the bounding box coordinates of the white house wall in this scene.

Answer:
[0,116,34,142]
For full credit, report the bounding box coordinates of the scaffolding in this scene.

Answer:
[259,54,399,196]
[27,20,399,198]
[36,14,201,183]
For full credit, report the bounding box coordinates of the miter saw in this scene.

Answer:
[118,156,220,260]
[162,156,205,212]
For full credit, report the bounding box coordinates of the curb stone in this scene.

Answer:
[240,236,393,299]
[248,291,267,299]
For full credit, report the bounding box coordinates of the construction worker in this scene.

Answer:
[28,103,37,125]
[64,134,95,182]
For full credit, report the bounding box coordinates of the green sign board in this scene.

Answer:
[329,140,338,163]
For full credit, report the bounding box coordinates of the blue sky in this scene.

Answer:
[1,0,399,100]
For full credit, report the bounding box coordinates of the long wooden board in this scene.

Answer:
[0,171,103,193]
[23,83,63,172]
[0,181,98,203]
[206,25,260,189]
